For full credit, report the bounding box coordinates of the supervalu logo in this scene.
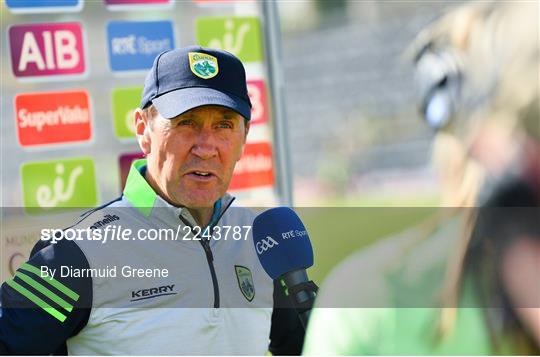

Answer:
[15,90,92,147]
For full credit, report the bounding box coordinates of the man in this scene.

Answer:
[0,46,303,355]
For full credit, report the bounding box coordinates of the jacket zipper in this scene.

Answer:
[199,239,219,308]
[178,198,235,309]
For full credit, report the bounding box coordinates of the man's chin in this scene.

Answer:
[175,190,223,210]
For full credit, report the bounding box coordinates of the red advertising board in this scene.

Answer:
[247,79,268,125]
[230,142,274,190]
[15,90,92,147]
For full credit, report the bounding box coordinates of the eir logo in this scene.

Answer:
[9,22,86,79]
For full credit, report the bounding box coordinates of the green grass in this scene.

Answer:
[299,196,438,284]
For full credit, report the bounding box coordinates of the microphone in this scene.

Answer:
[252,207,318,329]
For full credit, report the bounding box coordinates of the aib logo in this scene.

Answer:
[21,158,97,214]
[9,22,86,79]
[196,17,263,63]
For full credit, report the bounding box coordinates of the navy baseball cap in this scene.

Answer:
[140,46,252,120]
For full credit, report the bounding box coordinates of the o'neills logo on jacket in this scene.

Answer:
[90,214,120,229]
[15,90,92,147]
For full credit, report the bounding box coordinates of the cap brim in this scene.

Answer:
[151,87,251,121]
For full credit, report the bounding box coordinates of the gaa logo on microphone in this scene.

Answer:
[255,236,279,255]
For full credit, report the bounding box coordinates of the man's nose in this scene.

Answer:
[191,129,218,160]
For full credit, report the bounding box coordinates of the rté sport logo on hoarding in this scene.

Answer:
[107,20,175,72]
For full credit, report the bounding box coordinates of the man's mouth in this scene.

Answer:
[185,170,217,181]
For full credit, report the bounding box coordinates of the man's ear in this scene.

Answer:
[135,108,151,155]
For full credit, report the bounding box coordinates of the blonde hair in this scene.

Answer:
[409,1,539,352]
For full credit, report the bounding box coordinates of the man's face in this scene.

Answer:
[138,105,249,208]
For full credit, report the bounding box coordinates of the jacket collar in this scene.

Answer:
[123,159,234,227]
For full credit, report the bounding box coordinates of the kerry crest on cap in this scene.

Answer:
[188,52,219,79]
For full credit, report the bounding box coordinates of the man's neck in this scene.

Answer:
[186,208,213,228]
[144,168,214,227]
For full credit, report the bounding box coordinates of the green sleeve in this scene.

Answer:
[303,308,394,355]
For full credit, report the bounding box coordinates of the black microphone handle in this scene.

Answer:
[280,269,317,330]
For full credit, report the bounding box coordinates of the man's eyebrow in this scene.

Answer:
[180,112,196,118]
[175,108,239,120]
[219,109,240,118]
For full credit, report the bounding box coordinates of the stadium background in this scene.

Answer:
[1,0,465,284]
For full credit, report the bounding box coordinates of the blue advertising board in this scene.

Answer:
[5,0,82,13]
[106,20,175,72]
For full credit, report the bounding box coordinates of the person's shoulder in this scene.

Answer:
[47,196,134,255]
[222,201,258,223]
[69,196,131,230]
[28,197,126,259]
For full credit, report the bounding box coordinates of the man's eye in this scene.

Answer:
[178,119,193,126]
[217,121,233,129]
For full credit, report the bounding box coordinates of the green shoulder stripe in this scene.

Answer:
[19,263,80,301]
[5,279,67,322]
[15,272,74,312]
